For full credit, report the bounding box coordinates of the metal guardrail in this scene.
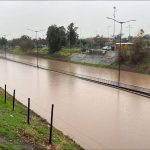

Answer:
[0,55,150,98]
[44,67,150,97]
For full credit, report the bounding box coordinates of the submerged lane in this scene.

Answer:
[0,58,150,149]
[2,53,150,89]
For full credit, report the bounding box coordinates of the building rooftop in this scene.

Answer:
[116,42,133,45]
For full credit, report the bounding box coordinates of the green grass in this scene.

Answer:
[8,47,80,60]
[8,47,80,57]
[54,48,80,57]
[0,144,21,150]
[8,47,49,56]
[8,47,25,55]
[0,89,83,150]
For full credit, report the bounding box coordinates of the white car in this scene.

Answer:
[102,46,112,51]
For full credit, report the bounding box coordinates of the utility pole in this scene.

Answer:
[27,29,45,68]
[113,6,116,37]
[106,17,136,86]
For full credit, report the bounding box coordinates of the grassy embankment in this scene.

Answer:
[8,47,80,61]
[0,88,83,150]
[8,47,150,74]
[7,47,109,68]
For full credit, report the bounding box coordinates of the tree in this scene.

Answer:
[47,25,66,54]
[38,38,47,47]
[80,39,87,48]
[128,35,133,42]
[67,23,78,48]
[94,35,106,48]
[129,29,145,64]
[19,35,34,50]
[59,26,67,47]
[138,29,144,37]
[144,34,150,40]
[122,37,128,43]
[9,38,20,47]
[0,37,7,48]
[32,38,47,48]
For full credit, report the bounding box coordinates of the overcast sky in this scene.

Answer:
[0,1,150,39]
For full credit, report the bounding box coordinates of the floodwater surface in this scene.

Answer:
[0,58,150,149]
[3,53,150,89]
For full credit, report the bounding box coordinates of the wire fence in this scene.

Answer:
[0,83,107,149]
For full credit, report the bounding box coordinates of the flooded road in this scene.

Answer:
[2,53,150,89]
[0,58,150,149]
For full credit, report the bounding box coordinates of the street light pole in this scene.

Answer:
[113,6,116,37]
[35,31,38,68]
[27,29,45,68]
[106,17,136,86]
[118,23,123,85]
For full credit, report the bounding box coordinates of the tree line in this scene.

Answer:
[0,25,150,65]
[0,22,79,54]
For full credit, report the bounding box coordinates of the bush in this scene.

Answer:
[19,35,34,51]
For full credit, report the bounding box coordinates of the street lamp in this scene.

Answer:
[113,6,116,37]
[27,29,45,68]
[106,17,136,86]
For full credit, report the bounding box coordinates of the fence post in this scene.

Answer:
[12,89,15,111]
[49,104,54,144]
[4,84,6,103]
[27,98,30,124]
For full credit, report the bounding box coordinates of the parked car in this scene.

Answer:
[100,46,112,54]
[102,46,112,51]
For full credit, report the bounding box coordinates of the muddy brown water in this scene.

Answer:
[3,53,150,89]
[0,55,150,149]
